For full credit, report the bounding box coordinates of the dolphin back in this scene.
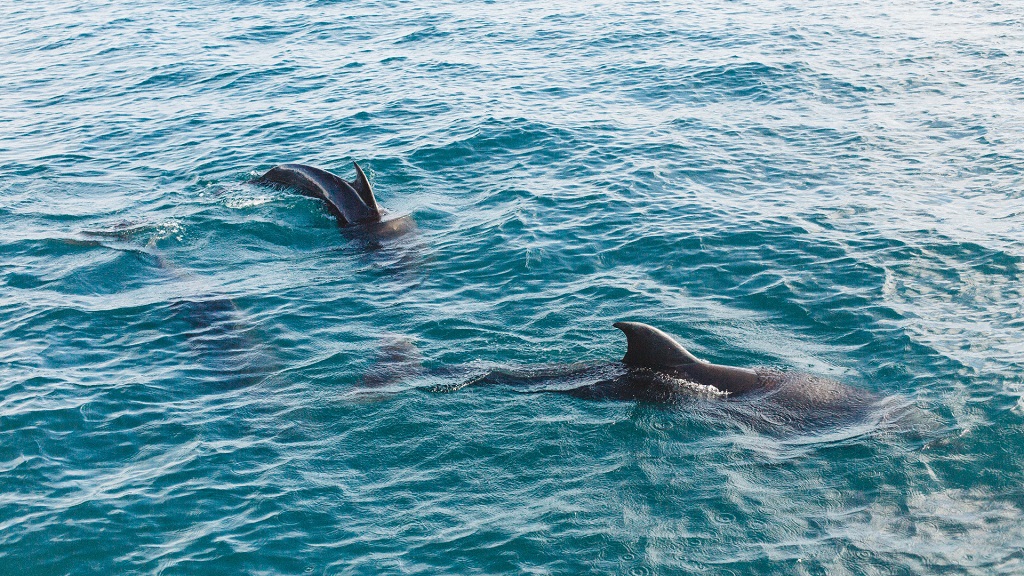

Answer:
[254,162,381,226]
[613,321,701,368]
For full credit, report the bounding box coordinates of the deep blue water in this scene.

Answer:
[2,0,1024,574]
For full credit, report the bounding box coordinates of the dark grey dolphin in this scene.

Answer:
[577,319,880,414]
[448,321,884,429]
[254,162,414,236]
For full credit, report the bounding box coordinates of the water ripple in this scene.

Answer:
[2,0,1024,573]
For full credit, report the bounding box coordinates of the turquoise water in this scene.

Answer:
[2,0,1023,573]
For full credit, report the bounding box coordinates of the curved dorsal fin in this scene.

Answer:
[613,321,701,368]
[351,162,380,214]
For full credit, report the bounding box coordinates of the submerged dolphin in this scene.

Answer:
[254,162,414,236]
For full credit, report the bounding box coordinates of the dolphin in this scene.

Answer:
[607,322,877,412]
[445,321,883,429]
[253,162,414,236]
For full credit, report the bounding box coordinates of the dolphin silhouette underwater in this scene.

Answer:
[253,162,414,237]
[448,321,885,430]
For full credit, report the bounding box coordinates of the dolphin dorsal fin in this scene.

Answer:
[351,162,380,214]
[613,321,701,368]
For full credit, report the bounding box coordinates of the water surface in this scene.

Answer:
[2,0,1023,574]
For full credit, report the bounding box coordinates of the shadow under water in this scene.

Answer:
[169,297,278,391]
[79,221,281,391]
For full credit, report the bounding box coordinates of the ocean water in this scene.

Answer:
[2,0,1023,573]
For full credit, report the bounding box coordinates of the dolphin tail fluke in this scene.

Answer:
[351,162,380,214]
[251,162,384,226]
[613,321,701,368]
